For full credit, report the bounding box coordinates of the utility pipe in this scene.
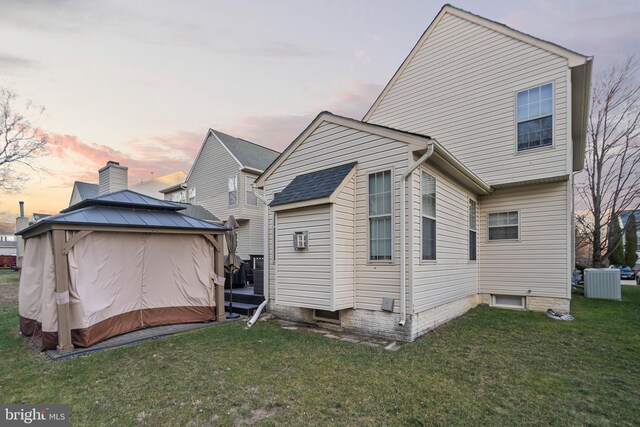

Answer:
[399,141,435,326]
[247,183,270,327]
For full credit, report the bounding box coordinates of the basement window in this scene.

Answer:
[492,295,525,309]
[314,309,340,324]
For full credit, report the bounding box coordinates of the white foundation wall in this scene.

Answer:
[478,181,571,302]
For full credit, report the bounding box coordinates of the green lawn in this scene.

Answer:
[1,270,639,426]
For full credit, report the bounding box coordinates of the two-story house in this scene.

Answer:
[185,129,280,262]
[254,4,592,341]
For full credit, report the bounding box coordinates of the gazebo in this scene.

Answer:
[17,190,228,353]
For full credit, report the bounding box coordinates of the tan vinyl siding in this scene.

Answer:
[187,133,266,258]
[267,122,408,312]
[332,175,356,310]
[276,206,332,310]
[478,181,570,298]
[412,163,478,313]
[366,12,569,185]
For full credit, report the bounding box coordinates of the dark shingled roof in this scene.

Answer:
[270,162,357,207]
[214,130,280,172]
[74,181,99,200]
[61,190,183,213]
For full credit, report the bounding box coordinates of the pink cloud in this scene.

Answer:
[46,130,202,184]
[226,80,383,151]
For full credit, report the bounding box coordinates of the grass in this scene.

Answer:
[1,269,639,426]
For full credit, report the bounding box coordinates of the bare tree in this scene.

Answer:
[577,57,640,267]
[0,87,49,192]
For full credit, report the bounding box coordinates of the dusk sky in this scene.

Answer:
[1,0,639,221]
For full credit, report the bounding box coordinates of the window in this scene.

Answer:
[368,170,392,261]
[488,211,519,241]
[517,83,553,151]
[228,175,238,207]
[187,187,196,204]
[469,200,477,261]
[170,190,186,203]
[421,171,436,261]
[246,176,258,206]
[493,295,524,309]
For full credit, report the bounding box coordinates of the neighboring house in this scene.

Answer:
[185,129,279,261]
[160,183,186,203]
[0,240,17,256]
[255,4,592,341]
[69,181,99,207]
[130,171,187,198]
[68,161,186,207]
[619,210,640,269]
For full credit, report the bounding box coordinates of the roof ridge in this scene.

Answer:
[211,128,280,154]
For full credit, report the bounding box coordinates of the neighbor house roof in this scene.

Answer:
[72,181,99,201]
[187,129,280,181]
[60,190,183,213]
[271,162,358,208]
[361,3,592,173]
[18,190,227,237]
[620,210,640,228]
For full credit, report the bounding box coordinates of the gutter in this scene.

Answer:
[399,140,435,326]
[247,183,269,327]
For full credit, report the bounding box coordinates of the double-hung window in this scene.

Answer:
[368,170,392,261]
[421,171,436,261]
[246,176,258,206]
[469,200,477,261]
[228,175,238,207]
[488,211,519,241]
[187,187,196,204]
[517,83,553,151]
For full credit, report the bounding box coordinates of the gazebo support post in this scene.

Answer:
[51,230,74,354]
[215,234,226,322]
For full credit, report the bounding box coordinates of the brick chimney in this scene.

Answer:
[98,161,128,195]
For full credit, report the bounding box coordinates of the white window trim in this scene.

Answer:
[366,167,395,264]
[420,170,437,264]
[492,294,525,309]
[468,198,477,263]
[514,81,555,155]
[487,209,521,242]
[228,174,239,207]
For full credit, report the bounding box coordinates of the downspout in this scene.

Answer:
[247,183,269,327]
[399,140,435,326]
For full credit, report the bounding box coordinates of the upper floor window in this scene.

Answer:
[228,175,238,207]
[488,211,519,241]
[368,170,392,261]
[246,176,258,206]
[517,83,553,151]
[421,171,436,261]
[187,187,196,204]
[469,199,477,261]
